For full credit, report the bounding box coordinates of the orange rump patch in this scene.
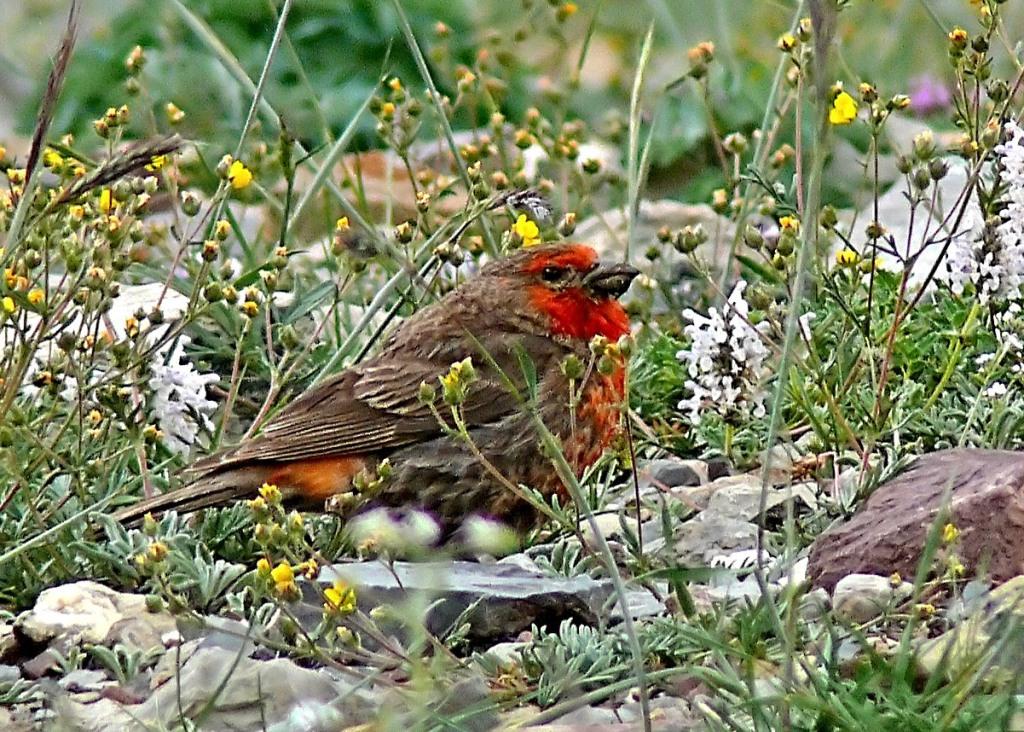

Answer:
[268,455,367,502]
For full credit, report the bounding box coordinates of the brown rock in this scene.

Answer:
[808,449,1024,591]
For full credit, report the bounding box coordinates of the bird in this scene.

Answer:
[115,242,638,537]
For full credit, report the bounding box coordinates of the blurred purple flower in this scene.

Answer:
[909,75,952,116]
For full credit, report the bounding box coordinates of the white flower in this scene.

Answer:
[676,281,770,424]
[984,381,1009,398]
[943,121,1024,304]
[147,338,218,456]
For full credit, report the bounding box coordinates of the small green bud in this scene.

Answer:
[743,224,764,249]
[418,380,437,404]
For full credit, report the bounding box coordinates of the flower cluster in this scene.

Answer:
[676,281,769,424]
[147,338,219,456]
[943,121,1024,305]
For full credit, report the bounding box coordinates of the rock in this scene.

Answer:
[179,614,256,656]
[15,581,175,654]
[917,575,1024,689]
[608,587,668,622]
[575,200,738,274]
[300,560,614,644]
[0,623,16,662]
[808,449,1024,591]
[405,672,499,732]
[670,483,718,512]
[544,705,621,725]
[0,664,20,684]
[149,639,201,690]
[479,641,527,669]
[56,646,382,731]
[706,457,732,481]
[702,476,817,523]
[840,158,980,292]
[58,669,111,693]
[0,706,33,732]
[673,514,758,566]
[798,588,831,622]
[648,458,706,488]
[831,574,914,624]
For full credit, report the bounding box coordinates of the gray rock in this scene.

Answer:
[670,483,718,512]
[58,669,110,692]
[798,588,831,622]
[0,623,16,662]
[841,158,979,292]
[648,458,706,488]
[0,664,20,684]
[301,560,613,643]
[57,646,382,732]
[832,574,914,624]
[15,581,175,655]
[917,575,1024,689]
[576,200,738,275]
[703,476,818,523]
[674,515,759,566]
[479,641,527,668]
[179,614,256,656]
[545,704,621,725]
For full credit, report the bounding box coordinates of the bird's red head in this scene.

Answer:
[500,243,638,341]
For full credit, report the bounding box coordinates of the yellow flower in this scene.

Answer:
[915,602,935,618]
[43,149,63,169]
[146,154,168,172]
[27,289,44,306]
[560,2,578,17]
[147,541,169,562]
[69,204,85,221]
[2,297,15,314]
[323,580,357,614]
[259,482,282,503]
[512,214,541,247]
[335,216,350,232]
[214,219,231,240]
[99,188,116,215]
[777,33,797,52]
[256,557,272,576]
[942,522,960,544]
[270,560,294,586]
[779,215,800,233]
[240,300,259,317]
[87,409,103,426]
[227,160,253,190]
[888,571,902,587]
[829,91,859,125]
[947,555,966,578]
[836,248,859,266]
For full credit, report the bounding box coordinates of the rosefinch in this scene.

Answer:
[116,243,638,535]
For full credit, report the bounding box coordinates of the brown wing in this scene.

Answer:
[187,355,531,475]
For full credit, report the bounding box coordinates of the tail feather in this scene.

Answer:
[114,465,272,527]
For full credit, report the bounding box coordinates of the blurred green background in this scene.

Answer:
[1,0,1014,201]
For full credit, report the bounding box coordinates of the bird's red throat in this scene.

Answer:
[528,285,631,341]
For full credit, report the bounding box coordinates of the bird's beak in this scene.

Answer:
[582,261,640,299]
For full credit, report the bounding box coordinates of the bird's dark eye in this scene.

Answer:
[541,266,565,282]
